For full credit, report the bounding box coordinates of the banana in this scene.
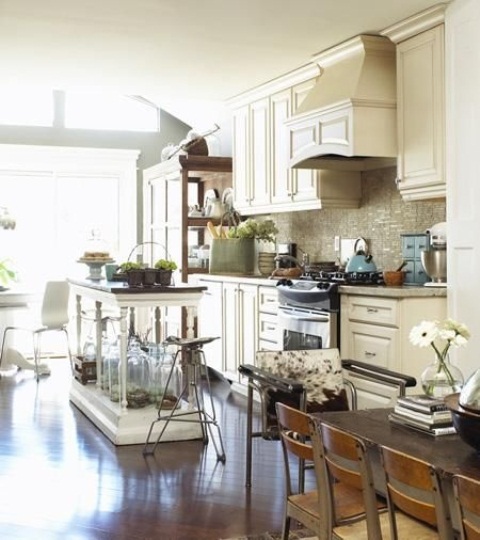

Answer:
[207,221,219,239]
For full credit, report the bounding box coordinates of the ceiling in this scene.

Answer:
[0,0,448,128]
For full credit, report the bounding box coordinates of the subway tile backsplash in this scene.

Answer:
[272,167,446,271]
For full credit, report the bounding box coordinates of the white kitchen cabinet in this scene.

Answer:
[230,70,361,214]
[195,279,223,374]
[257,285,281,351]
[250,98,270,208]
[223,282,258,382]
[232,97,270,213]
[193,276,279,382]
[382,6,446,201]
[340,291,447,393]
[231,106,249,208]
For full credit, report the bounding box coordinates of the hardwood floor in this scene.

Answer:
[0,360,312,539]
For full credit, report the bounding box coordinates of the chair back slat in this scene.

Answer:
[311,419,385,538]
[453,474,480,540]
[380,445,452,536]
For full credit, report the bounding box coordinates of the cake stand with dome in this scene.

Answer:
[78,256,115,281]
[79,229,114,280]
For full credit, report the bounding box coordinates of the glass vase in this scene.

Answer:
[420,354,464,398]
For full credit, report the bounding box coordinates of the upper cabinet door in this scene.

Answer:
[232,105,250,208]
[250,97,270,207]
[396,25,446,201]
[270,88,294,205]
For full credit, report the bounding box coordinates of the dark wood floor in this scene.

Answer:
[0,360,313,539]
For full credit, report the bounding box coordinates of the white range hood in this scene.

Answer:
[285,34,397,171]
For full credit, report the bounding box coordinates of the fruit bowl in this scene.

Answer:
[445,393,480,452]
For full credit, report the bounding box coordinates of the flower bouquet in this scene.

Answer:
[409,318,470,398]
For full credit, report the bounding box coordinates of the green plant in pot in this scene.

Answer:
[118,261,144,287]
[0,259,17,288]
[226,219,278,276]
[154,259,177,286]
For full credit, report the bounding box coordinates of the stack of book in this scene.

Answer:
[389,394,456,436]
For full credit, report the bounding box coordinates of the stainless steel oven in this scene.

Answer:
[276,279,340,351]
[278,304,338,350]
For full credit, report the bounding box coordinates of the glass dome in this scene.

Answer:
[459,369,480,413]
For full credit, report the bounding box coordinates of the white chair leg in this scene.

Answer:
[0,328,12,369]
[33,332,41,382]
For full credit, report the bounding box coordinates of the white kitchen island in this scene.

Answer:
[68,278,207,445]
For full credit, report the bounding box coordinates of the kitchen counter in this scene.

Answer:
[190,273,279,287]
[192,274,447,298]
[339,285,447,298]
[67,278,207,445]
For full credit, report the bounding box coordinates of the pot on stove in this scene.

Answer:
[345,237,377,273]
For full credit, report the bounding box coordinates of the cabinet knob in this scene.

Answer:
[366,307,378,313]
[395,177,402,186]
[364,351,377,358]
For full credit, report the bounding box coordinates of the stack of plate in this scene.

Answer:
[258,253,276,276]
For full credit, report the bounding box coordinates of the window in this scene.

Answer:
[65,93,160,132]
[0,145,139,292]
[0,88,53,127]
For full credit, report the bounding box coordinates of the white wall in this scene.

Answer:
[446,0,480,379]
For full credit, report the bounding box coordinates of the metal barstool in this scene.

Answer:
[143,335,226,462]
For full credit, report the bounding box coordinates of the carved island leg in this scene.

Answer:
[185,306,196,339]
[75,294,82,356]
[95,301,102,389]
[119,306,129,413]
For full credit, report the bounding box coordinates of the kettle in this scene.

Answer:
[345,238,377,273]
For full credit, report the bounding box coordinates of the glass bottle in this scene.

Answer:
[82,335,96,361]
[126,338,150,408]
[105,339,120,400]
[158,348,182,409]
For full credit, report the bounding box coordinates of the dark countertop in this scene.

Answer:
[68,278,207,294]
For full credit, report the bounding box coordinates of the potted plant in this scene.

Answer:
[154,259,178,286]
[224,219,278,276]
[0,259,17,288]
[118,261,144,287]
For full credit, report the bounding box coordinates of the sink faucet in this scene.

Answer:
[274,254,309,271]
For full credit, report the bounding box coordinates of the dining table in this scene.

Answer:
[311,407,480,533]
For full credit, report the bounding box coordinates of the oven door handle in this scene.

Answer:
[278,307,330,323]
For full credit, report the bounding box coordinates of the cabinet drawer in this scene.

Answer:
[344,296,398,327]
[347,322,399,371]
[401,236,416,259]
[258,286,278,315]
[258,339,282,352]
[259,312,280,344]
[415,235,428,254]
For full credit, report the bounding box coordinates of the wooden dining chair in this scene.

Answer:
[275,402,329,540]
[277,403,388,540]
[379,445,454,539]
[309,418,391,539]
[452,474,480,540]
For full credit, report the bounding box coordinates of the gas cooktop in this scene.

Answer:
[300,269,384,285]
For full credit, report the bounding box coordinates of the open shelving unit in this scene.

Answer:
[143,154,233,336]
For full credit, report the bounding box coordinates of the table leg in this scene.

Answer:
[154,306,161,343]
[95,301,103,389]
[119,306,129,413]
[185,306,196,339]
[75,294,82,356]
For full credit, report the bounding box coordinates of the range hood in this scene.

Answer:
[285,35,397,171]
